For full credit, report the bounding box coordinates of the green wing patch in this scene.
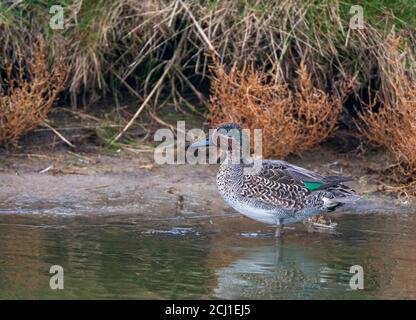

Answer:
[303,181,322,191]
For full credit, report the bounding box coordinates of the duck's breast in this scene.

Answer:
[219,194,277,225]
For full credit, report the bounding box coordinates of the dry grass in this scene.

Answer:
[294,63,342,151]
[208,62,342,158]
[208,63,294,157]
[357,37,416,177]
[0,39,67,146]
[2,1,414,112]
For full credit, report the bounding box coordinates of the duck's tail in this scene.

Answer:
[321,184,360,209]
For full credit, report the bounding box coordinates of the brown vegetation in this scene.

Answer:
[208,62,342,158]
[357,37,416,177]
[0,39,67,146]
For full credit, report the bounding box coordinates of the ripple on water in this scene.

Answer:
[141,227,200,236]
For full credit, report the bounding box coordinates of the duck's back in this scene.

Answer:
[216,159,359,225]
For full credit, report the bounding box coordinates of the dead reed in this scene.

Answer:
[357,37,416,178]
[208,62,341,158]
[0,39,67,146]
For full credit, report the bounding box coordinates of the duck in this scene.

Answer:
[189,123,360,237]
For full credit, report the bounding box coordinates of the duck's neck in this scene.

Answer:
[219,149,260,182]
[218,150,244,181]
[217,152,244,196]
[221,149,245,166]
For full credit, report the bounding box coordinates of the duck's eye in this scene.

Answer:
[218,128,239,139]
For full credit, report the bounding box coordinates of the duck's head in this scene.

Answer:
[190,123,243,151]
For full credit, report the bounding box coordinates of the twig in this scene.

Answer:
[178,0,219,57]
[110,50,183,144]
[39,165,54,174]
[33,124,124,132]
[83,184,110,191]
[41,121,75,148]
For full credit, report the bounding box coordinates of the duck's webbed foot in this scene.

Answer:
[304,215,338,232]
[310,215,332,225]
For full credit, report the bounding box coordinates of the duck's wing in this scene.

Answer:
[241,173,308,210]
[240,160,354,210]
[253,160,353,190]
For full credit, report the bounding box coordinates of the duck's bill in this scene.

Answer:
[189,138,212,148]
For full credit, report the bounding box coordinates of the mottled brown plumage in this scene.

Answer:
[190,123,360,236]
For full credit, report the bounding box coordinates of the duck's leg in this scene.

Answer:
[275,218,284,238]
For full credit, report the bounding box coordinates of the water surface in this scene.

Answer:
[0,208,415,299]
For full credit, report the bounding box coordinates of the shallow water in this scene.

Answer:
[0,207,415,299]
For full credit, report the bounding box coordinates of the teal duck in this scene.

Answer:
[190,123,360,237]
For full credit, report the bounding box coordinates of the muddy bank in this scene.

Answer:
[0,146,413,221]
